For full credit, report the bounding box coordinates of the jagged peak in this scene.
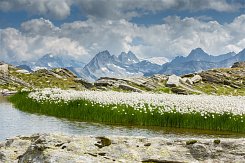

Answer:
[226,51,236,56]
[95,50,111,58]
[189,48,208,56]
[118,51,139,64]
[127,51,135,56]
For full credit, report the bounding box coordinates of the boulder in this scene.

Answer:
[191,75,202,83]
[166,75,181,87]
[189,144,210,160]
[0,64,8,76]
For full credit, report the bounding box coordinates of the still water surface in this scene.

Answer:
[0,96,241,141]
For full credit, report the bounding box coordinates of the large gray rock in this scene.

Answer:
[189,144,210,160]
[1,134,245,162]
[166,75,181,87]
[0,64,8,77]
[191,75,202,83]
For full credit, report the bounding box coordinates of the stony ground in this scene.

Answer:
[0,133,245,162]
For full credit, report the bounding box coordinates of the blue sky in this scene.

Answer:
[0,1,244,28]
[0,0,244,62]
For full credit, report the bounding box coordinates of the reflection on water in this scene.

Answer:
[0,96,242,141]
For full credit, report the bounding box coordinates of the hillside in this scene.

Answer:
[1,61,245,96]
[0,62,86,92]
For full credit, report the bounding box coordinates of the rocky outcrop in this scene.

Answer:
[200,68,245,88]
[52,68,77,78]
[94,76,165,92]
[1,133,245,162]
[166,75,181,87]
[231,61,245,68]
[95,77,123,87]
[191,75,202,83]
[119,84,142,92]
[0,64,8,77]
[74,78,94,89]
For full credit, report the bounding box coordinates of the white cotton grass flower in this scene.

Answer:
[28,88,245,116]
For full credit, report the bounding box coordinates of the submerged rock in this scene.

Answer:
[0,133,245,162]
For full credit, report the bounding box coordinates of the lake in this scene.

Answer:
[0,95,240,141]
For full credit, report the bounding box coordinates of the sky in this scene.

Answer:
[0,0,244,63]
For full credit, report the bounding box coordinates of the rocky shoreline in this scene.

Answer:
[0,133,245,162]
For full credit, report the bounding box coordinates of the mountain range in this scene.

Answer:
[5,48,245,81]
[79,48,245,81]
[12,54,85,72]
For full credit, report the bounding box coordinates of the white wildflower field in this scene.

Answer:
[11,88,245,132]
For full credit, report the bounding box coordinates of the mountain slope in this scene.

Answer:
[144,57,169,65]
[34,54,85,70]
[13,54,85,72]
[127,60,162,76]
[80,51,143,81]
[159,48,244,75]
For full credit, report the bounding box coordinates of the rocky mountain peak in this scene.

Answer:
[118,51,139,65]
[187,48,209,61]
[95,50,111,59]
[39,54,60,62]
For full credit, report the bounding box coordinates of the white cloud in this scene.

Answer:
[20,18,60,35]
[0,27,88,63]
[0,0,243,20]
[0,0,72,19]
[1,15,245,63]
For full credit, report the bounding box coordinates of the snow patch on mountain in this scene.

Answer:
[145,57,169,65]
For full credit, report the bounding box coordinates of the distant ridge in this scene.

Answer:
[3,48,245,81]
